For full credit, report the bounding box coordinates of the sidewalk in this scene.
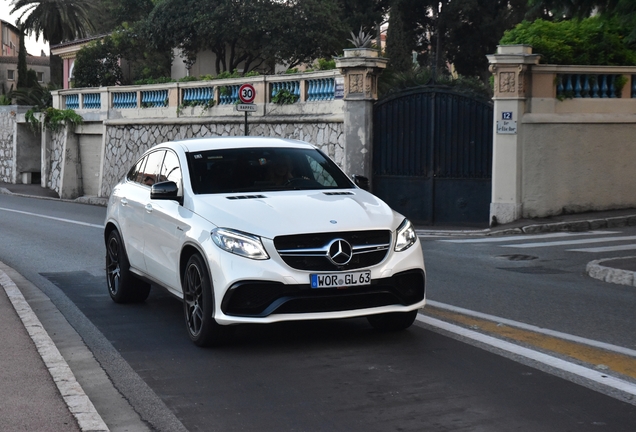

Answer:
[0,266,108,432]
[0,181,635,431]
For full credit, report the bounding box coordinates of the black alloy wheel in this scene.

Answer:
[182,253,232,346]
[105,230,151,303]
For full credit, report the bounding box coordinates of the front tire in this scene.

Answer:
[182,254,232,347]
[367,310,418,331]
[106,230,151,303]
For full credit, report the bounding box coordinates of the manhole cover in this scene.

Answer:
[497,254,538,261]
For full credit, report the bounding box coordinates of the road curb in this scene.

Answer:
[0,269,109,432]
[417,213,636,237]
[586,257,636,287]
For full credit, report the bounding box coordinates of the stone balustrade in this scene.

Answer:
[51,70,344,121]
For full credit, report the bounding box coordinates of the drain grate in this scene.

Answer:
[497,254,538,261]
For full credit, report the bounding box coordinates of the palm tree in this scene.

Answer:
[10,0,96,86]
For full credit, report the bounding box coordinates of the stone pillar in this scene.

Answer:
[487,45,540,225]
[335,50,387,183]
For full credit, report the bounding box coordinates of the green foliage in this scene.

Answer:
[385,0,416,73]
[147,0,348,73]
[379,66,492,100]
[176,98,216,116]
[25,107,83,132]
[500,17,636,65]
[285,68,299,74]
[0,95,12,105]
[316,58,336,70]
[110,23,172,83]
[614,75,628,96]
[271,88,299,105]
[347,27,374,48]
[11,0,96,86]
[17,30,28,88]
[178,76,199,82]
[133,76,175,85]
[132,70,260,86]
[10,81,53,108]
[74,38,124,87]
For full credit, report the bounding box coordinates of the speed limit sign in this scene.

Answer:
[238,83,256,104]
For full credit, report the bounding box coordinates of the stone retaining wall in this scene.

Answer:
[46,129,65,196]
[0,107,16,183]
[100,120,344,197]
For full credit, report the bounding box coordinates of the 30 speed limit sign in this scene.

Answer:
[238,83,256,104]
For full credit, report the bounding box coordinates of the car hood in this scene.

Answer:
[190,190,403,239]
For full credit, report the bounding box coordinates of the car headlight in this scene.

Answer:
[395,219,417,252]
[211,228,269,260]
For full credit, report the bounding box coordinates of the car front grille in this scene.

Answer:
[221,269,425,317]
[273,230,391,271]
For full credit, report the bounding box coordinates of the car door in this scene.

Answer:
[143,150,188,292]
[117,155,151,272]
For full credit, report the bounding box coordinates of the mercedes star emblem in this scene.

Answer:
[327,239,353,265]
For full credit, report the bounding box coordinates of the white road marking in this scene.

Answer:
[0,207,103,229]
[427,300,636,357]
[438,231,617,243]
[504,235,636,249]
[569,244,636,253]
[416,314,636,400]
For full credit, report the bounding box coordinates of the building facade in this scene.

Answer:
[0,19,51,92]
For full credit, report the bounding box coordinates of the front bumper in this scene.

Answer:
[221,269,425,317]
[206,236,426,325]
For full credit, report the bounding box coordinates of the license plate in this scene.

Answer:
[310,271,371,288]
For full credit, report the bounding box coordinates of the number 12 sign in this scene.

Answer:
[238,83,256,104]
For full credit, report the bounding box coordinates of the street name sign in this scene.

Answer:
[496,120,517,134]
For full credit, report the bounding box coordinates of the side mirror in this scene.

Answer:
[151,181,182,204]
[352,175,369,191]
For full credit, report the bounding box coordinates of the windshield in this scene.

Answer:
[186,147,355,194]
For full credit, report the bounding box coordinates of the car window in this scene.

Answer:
[160,150,183,194]
[306,156,338,187]
[141,150,166,187]
[187,147,354,194]
[127,156,148,184]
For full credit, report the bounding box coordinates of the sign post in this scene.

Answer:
[237,83,256,136]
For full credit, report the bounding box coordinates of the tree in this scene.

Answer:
[146,0,348,74]
[337,0,390,41]
[385,0,418,72]
[384,0,531,82]
[528,0,636,41]
[17,28,28,88]
[73,38,124,87]
[500,17,636,65]
[10,0,96,86]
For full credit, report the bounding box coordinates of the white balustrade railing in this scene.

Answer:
[52,70,343,117]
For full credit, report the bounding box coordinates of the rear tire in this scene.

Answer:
[106,230,151,303]
[182,254,232,347]
[367,310,418,331]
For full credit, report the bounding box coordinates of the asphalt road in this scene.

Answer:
[420,228,636,349]
[1,194,635,431]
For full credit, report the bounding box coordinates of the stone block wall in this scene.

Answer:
[100,120,344,197]
[46,128,65,195]
[0,107,16,183]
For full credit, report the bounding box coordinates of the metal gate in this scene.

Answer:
[373,87,493,227]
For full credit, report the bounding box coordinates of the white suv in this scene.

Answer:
[104,137,426,346]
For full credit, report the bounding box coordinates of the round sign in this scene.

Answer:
[238,83,256,104]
